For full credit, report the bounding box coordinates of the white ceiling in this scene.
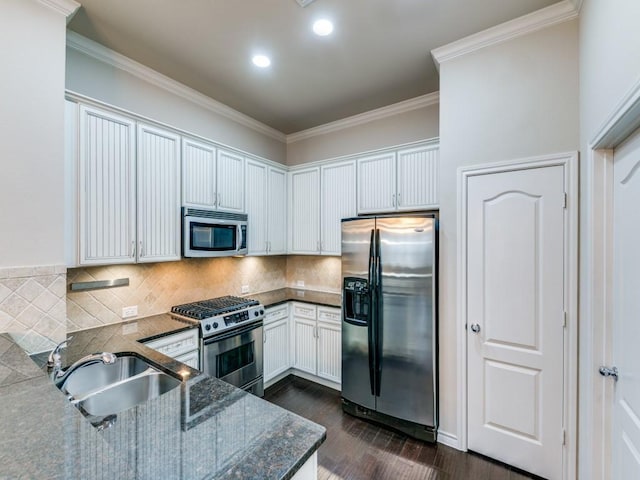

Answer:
[68,0,560,135]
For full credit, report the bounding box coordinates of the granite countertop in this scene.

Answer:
[250,288,341,309]
[0,312,326,479]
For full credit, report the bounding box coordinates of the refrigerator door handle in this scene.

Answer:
[374,228,383,396]
[367,228,377,396]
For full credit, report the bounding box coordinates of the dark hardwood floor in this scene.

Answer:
[264,376,537,480]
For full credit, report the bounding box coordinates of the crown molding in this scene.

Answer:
[66,31,287,143]
[286,92,439,144]
[569,0,583,13]
[37,0,80,22]
[431,0,579,70]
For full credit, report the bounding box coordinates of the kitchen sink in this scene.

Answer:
[57,354,181,424]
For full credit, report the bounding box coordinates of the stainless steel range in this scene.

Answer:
[171,296,265,397]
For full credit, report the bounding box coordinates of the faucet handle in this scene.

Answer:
[47,336,73,369]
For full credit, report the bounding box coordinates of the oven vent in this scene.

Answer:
[183,208,248,222]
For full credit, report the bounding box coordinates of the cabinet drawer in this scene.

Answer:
[265,304,289,324]
[144,328,199,358]
[318,307,341,324]
[293,303,317,320]
[175,350,200,370]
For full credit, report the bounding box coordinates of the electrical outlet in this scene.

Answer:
[122,305,138,319]
[241,285,250,294]
[296,280,305,287]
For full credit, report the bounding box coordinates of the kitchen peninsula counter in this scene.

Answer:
[0,314,325,479]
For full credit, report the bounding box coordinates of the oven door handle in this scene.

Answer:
[203,320,263,344]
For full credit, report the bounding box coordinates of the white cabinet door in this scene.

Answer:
[267,166,287,255]
[321,161,356,255]
[293,317,317,375]
[182,137,217,208]
[217,148,245,213]
[78,105,136,265]
[357,152,396,214]
[317,320,341,384]
[245,159,268,255]
[289,168,321,254]
[137,123,181,263]
[264,318,290,382]
[397,145,439,210]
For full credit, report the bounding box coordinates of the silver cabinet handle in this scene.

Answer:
[218,193,222,207]
[268,241,271,253]
[213,191,217,207]
[263,330,267,344]
[392,194,396,207]
[265,241,269,253]
[131,240,136,258]
[470,324,481,333]
[397,193,401,206]
[599,366,618,381]
[139,240,143,257]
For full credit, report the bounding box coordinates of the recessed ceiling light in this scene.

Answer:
[252,55,271,68]
[313,19,334,36]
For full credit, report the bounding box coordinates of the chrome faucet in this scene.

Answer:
[47,337,118,388]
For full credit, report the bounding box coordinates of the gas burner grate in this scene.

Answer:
[171,296,259,320]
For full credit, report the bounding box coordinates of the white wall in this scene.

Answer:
[286,104,439,166]
[0,0,68,268]
[578,1,640,478]
[438,19,579,439]
[66,48,287,164]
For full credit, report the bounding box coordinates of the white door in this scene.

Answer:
[466,165,565,479]
[137,123,181,263]
[289,168,320,254]
[245,159,268,255]
[611,128,640,480]
[321,161,356,255]
[357,152,396,214]
[216,148,245,213]
[267,166,287,255]
[78,105,136,265]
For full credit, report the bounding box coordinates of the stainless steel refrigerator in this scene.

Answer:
[341,214,438,442]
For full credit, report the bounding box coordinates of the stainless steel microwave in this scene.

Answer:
[182,208,248,258]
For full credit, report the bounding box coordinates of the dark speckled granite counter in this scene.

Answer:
[0,312,326,479]
[250,288,341,309]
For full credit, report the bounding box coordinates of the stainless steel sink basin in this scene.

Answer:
[56,354,181,423]
[72,369,181,417]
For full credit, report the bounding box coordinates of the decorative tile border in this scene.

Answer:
[0,265,67,354]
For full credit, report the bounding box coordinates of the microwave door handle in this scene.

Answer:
[236,225,241,251]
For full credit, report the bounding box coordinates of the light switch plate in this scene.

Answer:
[241,285,250,294]
[122,305,138,319]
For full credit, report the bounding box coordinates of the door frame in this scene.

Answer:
[582,78,640,480]
[457,152,579,479]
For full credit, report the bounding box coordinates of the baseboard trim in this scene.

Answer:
[291,370,341,391]
[437,429,461,450]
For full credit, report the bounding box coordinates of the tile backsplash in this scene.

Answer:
[0,265,67,354]
[67,255,341,331]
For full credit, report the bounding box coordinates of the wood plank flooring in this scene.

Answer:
[264,376,538,480]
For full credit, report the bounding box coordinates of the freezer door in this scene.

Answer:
[341,218,376,410]
[375,216,437,427]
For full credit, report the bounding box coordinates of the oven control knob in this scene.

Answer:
[213,322,218,329]
[254,311,259,317]
[205,324,211,331]
[260,309,264,315]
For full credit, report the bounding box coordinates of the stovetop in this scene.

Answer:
[171,296,264,338]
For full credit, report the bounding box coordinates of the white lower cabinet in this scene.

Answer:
[264,304,291,383]
[291,303,342,385]
[143,328,200,370]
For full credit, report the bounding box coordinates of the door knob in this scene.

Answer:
[599,366,619,381]
[470,324,481,333]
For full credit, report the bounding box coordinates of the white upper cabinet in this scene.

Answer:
[289,168,321,254]
[78,105,136,265]
[396,144,439,210]
[267,166,287,254]
[357,142,439,214]
[245,159,268,255]
[320,161,356,255]
[245,160,287,256]
[217,148,245,213]
[136,123,181,263]
[357,152,397,214]
[182,140,245,213]
[182,137,217,208]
